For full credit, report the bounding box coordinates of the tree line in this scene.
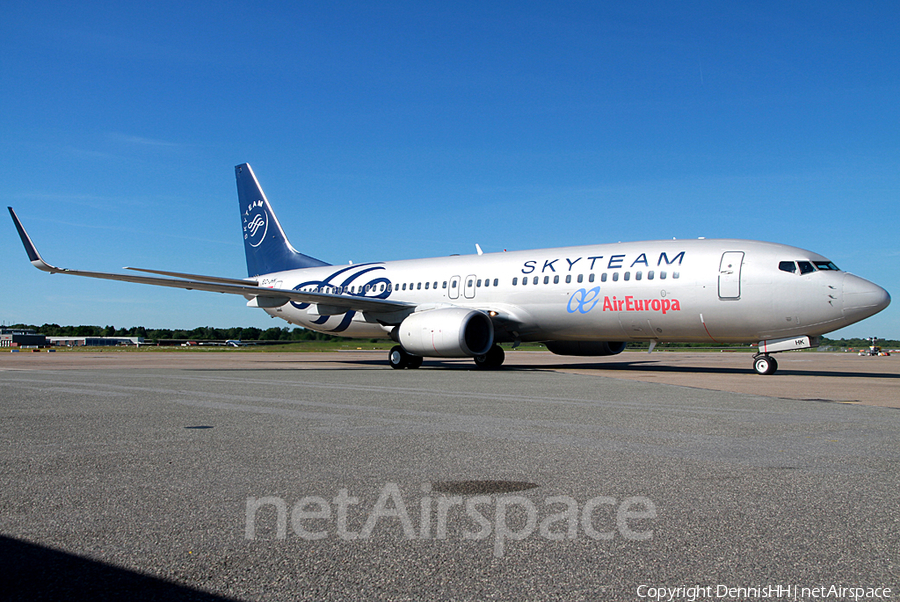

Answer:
[7,324,350,342]
[6,324,897,348]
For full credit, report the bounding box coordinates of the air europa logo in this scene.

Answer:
[243,199,268,248]
[568,288,682,315]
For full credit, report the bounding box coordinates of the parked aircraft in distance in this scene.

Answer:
[9,164,890,374]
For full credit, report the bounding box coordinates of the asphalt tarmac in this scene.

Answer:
[1,351,897,601]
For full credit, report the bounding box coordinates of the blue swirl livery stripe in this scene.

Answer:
[290,263,393,332]
[290,263,385,310]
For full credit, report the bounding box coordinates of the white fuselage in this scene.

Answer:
[252,239,884,345]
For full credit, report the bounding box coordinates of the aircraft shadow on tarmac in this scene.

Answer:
[188,357,900,380]
[0,535,241,602]
[328,358,900,380]
[529,360,900,380]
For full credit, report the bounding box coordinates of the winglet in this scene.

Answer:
[8,207,60,273]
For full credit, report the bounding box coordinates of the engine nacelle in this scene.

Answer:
[545,341,627,357]
[398,308,494,358]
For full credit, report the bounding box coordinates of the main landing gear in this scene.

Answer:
[753,354,778,375]
[474,344,505,370]
[388,346,423,370]
[388,344,506,369]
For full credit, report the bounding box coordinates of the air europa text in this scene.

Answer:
[605,295,681,314]
[567,289,682,315]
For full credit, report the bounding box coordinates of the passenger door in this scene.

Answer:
[718,252,744,299]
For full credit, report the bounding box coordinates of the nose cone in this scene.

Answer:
[843,274,891,322]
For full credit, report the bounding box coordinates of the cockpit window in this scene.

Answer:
[815,261,840,271]
[797,261,816,274]
[780,260,839,274]
[779,261,796,273]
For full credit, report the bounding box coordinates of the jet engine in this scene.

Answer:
[398,308,494,357]
[545,341,626,356]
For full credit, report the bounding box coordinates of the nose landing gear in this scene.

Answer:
[753,354,778,375]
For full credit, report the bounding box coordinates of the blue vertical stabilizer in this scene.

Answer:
[235,164,330,277]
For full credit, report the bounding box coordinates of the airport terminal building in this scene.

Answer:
[48,336,145,347]
[0,329,145,347]
[0,328,48,348]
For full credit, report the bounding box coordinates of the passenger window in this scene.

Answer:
[493,278,498,287]
[588,273,595,283]
[648,271,654,280]
[673,272,680,279]
[533,276,539,285]
[417,282,422,290]
[565,275,571,284]
[601,273,607,282]
[443,281,447,289]
[624,272,631,281]
[484,279,489,288]
[553,275,559,284]
[798,261,816,275]
[425,282,430,290]
[612,272,619,282]
[476,279,482,287]
[779,261,796,273]
[467,279,473,287]
[512,277,518,285]
[433,282,438,289]
[451,281,457,288]
[660,271,666,280]
[577,274,583,283]
[635,271,642,281]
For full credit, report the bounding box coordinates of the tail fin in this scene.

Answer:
[235,163,330,277]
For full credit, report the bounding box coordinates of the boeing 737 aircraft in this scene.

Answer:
[9,163,890,374]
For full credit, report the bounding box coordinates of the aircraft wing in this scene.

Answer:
[8,207,414,315]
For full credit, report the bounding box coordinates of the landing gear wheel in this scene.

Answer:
[474,344,505,369]
[389,346,409,369]
[753,355,778,375]
[407,355,423,369]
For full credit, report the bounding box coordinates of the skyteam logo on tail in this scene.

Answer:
[243,199,268,248]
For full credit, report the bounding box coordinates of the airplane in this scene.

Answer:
[9,163,890,374]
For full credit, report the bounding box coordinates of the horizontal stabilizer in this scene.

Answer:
[125,267,257,287]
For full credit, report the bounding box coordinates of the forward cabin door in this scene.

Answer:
[718,251,744,299]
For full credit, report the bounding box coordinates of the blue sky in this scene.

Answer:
[2,1,897,338]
